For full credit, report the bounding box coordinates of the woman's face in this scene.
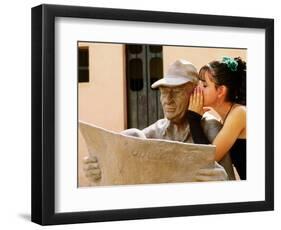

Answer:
[200,71,218,107]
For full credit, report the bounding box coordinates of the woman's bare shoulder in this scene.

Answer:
[224,105,246,130]
[221,104,246,138]
[231,104,246,118]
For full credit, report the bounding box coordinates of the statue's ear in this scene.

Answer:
[185,83,195,96]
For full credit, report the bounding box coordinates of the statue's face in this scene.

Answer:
[160,83,194,123]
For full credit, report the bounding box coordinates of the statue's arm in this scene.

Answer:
[121,120,162,139]
[186,111,232,181]
[201,113,222,142]
[201,113,236,180]
[120,128,147,138]
[187,111,211,144]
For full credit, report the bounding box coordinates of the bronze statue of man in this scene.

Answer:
[84,59,234,182]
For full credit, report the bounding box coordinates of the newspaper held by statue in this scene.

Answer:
[79,121,216,186]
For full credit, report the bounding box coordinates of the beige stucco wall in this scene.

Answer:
[78,42,127,130]
[163,46,247,73]
[78,42,126,187]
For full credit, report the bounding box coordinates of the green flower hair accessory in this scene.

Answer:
[222,56,238,72]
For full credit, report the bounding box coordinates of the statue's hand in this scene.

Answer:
[121,128,147,138]
[195,162,228,181]
[83,156,102,182]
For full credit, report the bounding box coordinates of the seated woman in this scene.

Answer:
[187,57,246,180]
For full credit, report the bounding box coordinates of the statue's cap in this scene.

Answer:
[151,59,198,88]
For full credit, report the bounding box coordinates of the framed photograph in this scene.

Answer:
[31,4,274,225]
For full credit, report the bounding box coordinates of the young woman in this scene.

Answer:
[187,57,246,180]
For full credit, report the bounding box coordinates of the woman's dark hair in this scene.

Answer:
[199,57,246,105]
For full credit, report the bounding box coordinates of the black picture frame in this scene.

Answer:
[31,4,274,225]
